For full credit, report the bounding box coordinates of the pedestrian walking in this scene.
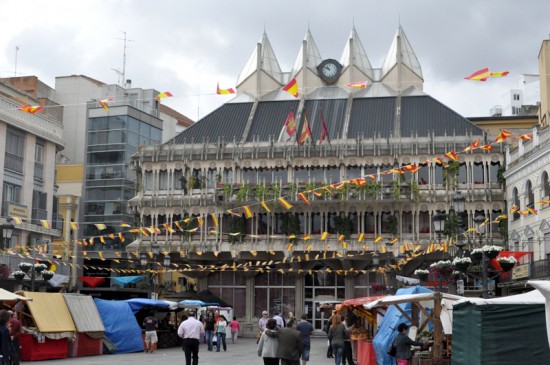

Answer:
[273,312,285,328]
[178,311,205,365]
[0,310,11,365]
[296,314,313,365]
[229,316,240,344]
[327,315,346,365]
[275,319,302,365]
[204,312,216,351]
[142,311,158,354]
[257,319,279,365]
[215,315,227,352]
[7,310,20,365]
[258,310,269,344]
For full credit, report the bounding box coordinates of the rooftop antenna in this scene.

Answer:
[14,45,19,77]
[112,31,135,87]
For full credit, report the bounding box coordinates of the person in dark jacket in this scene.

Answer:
[266,318,302,365]
[394,323,424,365]
[0,310,11,365]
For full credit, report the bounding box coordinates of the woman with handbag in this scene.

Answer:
[394,323,424,365]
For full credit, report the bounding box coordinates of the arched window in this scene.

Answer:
[526,180,534,208]
[513,188,520,221]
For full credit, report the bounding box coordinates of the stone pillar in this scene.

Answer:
[246,275,255,323]
[344,274,355,300]
[294,274,304,317]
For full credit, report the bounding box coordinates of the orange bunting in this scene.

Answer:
[120,222,131,227]
[374,236,382,243]
[480,144,493,151]
[517,134,532,141]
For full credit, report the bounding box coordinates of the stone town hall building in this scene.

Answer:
[129,26,505,330]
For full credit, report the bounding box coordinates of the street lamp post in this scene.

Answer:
[163,254,171,293]
[474,214,490,299]
[432,212,446,291]
[1,221,14,250]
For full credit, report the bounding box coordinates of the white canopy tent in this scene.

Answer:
[526,280,550,348]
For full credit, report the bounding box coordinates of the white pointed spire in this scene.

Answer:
[237,32,283,86]
[380,26,423,79]
[340,27,374,80]
[291,28,323,77]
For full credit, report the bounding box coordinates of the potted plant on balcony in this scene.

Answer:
[13,270,25,281]
[41,270,54,281]
[452,257,472,272]
[414,269,429,281]
[497,256,517,272]
[18,262,33,273]
[470,248,483,264]
[429,260,454,279]
[481,245,503,260]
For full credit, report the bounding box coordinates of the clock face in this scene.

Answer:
[317,59,342,83]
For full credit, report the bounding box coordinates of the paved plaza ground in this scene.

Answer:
[21,337,339,365]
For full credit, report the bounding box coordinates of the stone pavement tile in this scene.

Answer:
[22,337,340,365]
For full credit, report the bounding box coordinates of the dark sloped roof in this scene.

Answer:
[400,95,483,137]
[246,100,299,142]
[348,97,396,139]
[303,99,348,140]
[173,102,252,144]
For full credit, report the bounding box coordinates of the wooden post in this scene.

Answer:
[432,292,443,360]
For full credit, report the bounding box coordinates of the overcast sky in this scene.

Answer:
[1,0,549,121]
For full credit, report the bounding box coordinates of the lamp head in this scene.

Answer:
[453,191,466,214]
[372,252,380,266]
[432,211,446,234]
[474,213,486,235]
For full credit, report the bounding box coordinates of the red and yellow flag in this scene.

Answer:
[464,67,490,81]
[490,71,510,78]
[283,110,297,137]
[18,104,44,114]
[95,223,107,230]
[298,193,310,205]
[517,134,532,141]
[197,217,203,226]
[303,235,311,241]
[358,233,365,242]
[463,138,480,152]
[298,112,312,145]
[320,232,328,240]
[120,222,132,227]
[480,144,493,151]
[41,220,50,229]
[155,91,173,101]
[174,221,183,232]
[211,214,219,227]
[243,206,253,219]
[261,201,271,213]
[278,197,293,210]
[346,81,367,89]
[11,217,23,225]
[495,130,513,143]
[98,98,112,111]
[444,150,459,161]
[282,78,299,97]
[374,236,382,243]
[342,241,348,249]
[527,207,538,215]
[216,82,235,95]
[338,235,345,241]
[70,222,79,231]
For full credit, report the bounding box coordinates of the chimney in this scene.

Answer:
[125,79,132,88]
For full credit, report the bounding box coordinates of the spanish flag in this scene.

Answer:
[197,217,203,226]
[357,233,365,242]
[444,150,459,161]
[216,82,235,95]
[346,81,367,89]
[342,241,348,249]
[98,98,112,111]
[282,78,299,97]
[464,67,490,81]
[118,232,125,242]
[374,236,382,243]
[517,134,532,141]
[174,221,183,232]
[283,109,297,138]
[510,205,519,214]
[527,207,538,215]
[490,71,509,78]
[389,238,398,245]
[298,112,312,145]
[95,223,107,230]
[480,144,493,151]
[338,235,345,241]
[120,222,132,227]
[11,217,23,224]
[303,235,311,241]
[243,206,253,219]
[320,232,329,240]
[495,130,513,143]
[155,91,173,101]
[298,192,310,205]
[211,214,219,227]
[18,104,44,114]
[261,201,271,213]
[463,138,480,152]
[41,220,50,229]
[278,197,293,210]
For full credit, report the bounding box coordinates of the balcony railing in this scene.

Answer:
[31,208,48,225]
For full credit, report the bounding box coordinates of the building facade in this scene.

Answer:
[128,27,506,330]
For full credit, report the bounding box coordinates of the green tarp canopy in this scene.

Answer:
[452,290,550,365]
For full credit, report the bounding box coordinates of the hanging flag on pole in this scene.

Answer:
[283,78,299,97]
[216,82,235,95]
[319,109,330,144]
[464,68,490,81]
[298,110,312,145]
[155,91,173,101]
[283,109,297,139]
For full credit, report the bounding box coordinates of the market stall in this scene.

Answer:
[338,296,385,365]
[366,287,462,365]
[452,287,550,365]
[19,292,76,361]
[94,298,143,354]
[63,294,105,357]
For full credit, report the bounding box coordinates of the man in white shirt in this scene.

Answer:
[178,312,205,365]
[273,312,285,328]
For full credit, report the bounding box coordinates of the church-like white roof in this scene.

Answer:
[340,27,374,80]
[381,26,423,79]
[291,29,323,78]
[237,32,284,86]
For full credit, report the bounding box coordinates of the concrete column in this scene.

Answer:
[246,275,255,323]
[345,275,355,299]
[294,275,304,317]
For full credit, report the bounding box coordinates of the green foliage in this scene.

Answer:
[223,184,232,201]
[408,179,419,203]
[236,184,250,202]
[254,183,267,201]
[333,215,353,239]
[269,183,281,199]
[443,213,458,237]
[443,161,460,190]
[388,215,398,236]
[498,218,508,244]
[363,181,382,200]
[228,216,246,243]
[392,179,401,200]
[497,165,506,185]
[288,183,298,196]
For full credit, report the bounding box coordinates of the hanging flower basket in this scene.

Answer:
[470,249,483,264]
[452,257,472,272]
[499,262,515,272]
[41,270,54,281]
[497,256,517,272]
[414,269,429,281]
[34,264,47,273]
[18,263,32,273]
[13,271,26,281]
[482,245,504,260]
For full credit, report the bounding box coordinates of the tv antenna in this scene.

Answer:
[112,31,135,86]
[14,45,20,77]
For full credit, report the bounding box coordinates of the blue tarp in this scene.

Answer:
[112,276,144,286]
[373,286,434,365]
[94,298,144,354]
[126,298,171,313]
